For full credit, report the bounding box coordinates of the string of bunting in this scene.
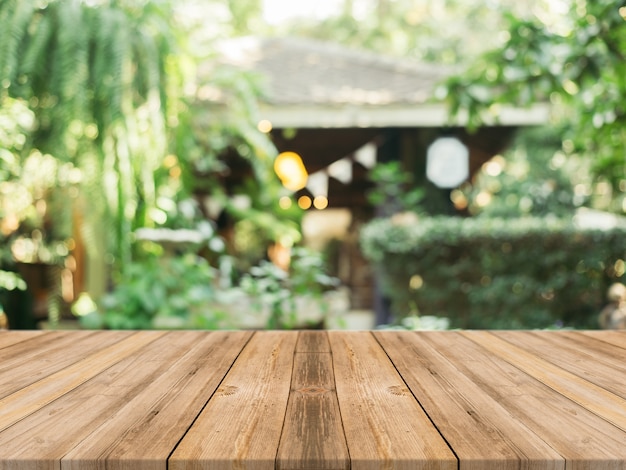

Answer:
[305,141,378,198]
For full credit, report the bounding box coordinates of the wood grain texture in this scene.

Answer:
[375,331,564,470]
[277,332,349,470]
[295,330,331,353]
[0,330,164,433]
[493,330,626,400]
[449,331,626,468]
[465,330,626,432]
[169,331,297,470]
[328,331,457,470]
[0,330,132,399]
[0,331,186,469]
[61,331,253,470]
[0,330,43,349]
[578,330,626,349]
[0,330,625,470]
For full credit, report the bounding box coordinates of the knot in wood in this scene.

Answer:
[216,385,239,396]
[296,386,328,395]
[387,385,410,396]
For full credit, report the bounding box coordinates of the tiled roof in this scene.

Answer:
[214,36,455,106]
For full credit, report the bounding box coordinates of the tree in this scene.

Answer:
[458,126,588,218]
[444,0,626,213]
[0,0,187,295]
[275,0,545,65]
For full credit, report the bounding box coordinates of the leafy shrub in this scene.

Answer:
[82,254,229,330]
[361,215,626,329]
[240,247,339,329]
[81,247,340,330]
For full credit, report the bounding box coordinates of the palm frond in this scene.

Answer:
[20,11,53,80]
[0,0,35,90]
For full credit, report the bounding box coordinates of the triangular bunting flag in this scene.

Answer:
[354,142,377,169]
[306,171,329,197]
[327,157,353,184]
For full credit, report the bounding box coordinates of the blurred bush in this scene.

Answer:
[361,215,626,329]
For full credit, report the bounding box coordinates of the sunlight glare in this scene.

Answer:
[262,0,343,24]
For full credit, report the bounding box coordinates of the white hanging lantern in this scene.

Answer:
[426,137,469,188]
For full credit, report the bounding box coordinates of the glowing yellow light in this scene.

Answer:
[483,160,502,177]
[169,166,182,179]
[84,123,98,140]
[163,154,178,168]
[279,196,292,210]
[257,119,273,133]
[313,196,328,210]
[274,151,308,191]
[615,259,626,277]
[298,195,312,210]
[409,275,423,290]
[475,191,492,207]
[450,189,468,210]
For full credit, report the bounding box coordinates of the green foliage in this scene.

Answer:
[82,254,228,330]
[232,207,302,271]
[0,97,61,292]
[0,0,287,314]
[461,126,587,218]
[277,0,534,65]
[0,0,183,285]
[444,1,626,207]
[240,247,339,329]
[83,244,339,330]
[226,0,264,34]
[367,161,425,214]
[177,65,292,265]
[0,270,26,292]
[361,215,626,329]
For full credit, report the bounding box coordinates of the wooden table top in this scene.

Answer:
[1,330,625,470]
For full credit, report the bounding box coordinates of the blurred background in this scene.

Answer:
[1,0,626,331]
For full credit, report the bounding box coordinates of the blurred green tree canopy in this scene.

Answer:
[268,0,551,64]
[0,0,283,272]
[444,0,626,212]
[0,0,293,317]
[458,126,588,218]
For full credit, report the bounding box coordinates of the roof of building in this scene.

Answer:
[214,36,453,107]
[203,36,549,128]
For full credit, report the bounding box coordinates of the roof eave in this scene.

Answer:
[258,102,551,129]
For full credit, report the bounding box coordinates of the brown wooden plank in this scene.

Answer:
[0,330,133,399]
[169,331,298,470]
[277,332,349,470]
[375,331,564,470]
[578,330,626,350]
[466,330,626,433]
[0,330,165,433]
[0,331,199,470]
[0,330,44,349]
[439,331,626,469]
[295,330,331,353]
[61,331,252,470]
[328,331,456,470]
[493,330,626,400]
[0,330,77,365]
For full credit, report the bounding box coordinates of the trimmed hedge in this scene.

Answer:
[360,215,626,329]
